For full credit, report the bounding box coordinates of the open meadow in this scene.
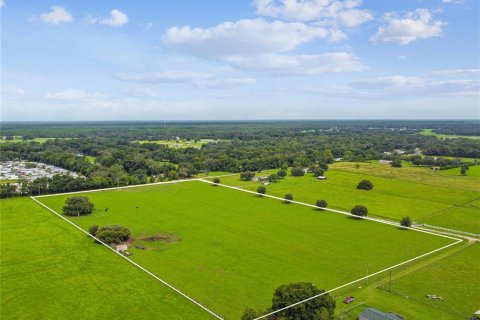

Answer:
[0,198,212,320]
[420,129,480,140]
[134,139,218,148]
[212,163,480,234]
[332,243,479,320]
[37,180,456,319]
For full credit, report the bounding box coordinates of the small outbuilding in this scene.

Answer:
[317,176,327,180]
[116,244,128,252]
[379,160,393,165]
[359,308,403,320]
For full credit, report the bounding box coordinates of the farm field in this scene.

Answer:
[212,163,480,234]
[440,164,480,177]
[0,198,211,320]
[332,241,479,320]
[37,180,456,319]
[134,139,219,148]
[419,129,480,140]
[0,137,67,143]
[374,242,480,319]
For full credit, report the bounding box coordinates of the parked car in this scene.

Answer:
[343,296,355,304]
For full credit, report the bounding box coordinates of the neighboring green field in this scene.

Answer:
[0,137,67,143]
[212,163,480,234]
[0,198,212,320]
[420,129,480,140]
[85,155,96,163]
[38,181,454,319]
[440,165,480,177]
[135,139,219,149]
[0,180,18,185]
[377,242,480,318]
[334,242,478,320]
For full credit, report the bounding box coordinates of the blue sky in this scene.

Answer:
[1,0,479,120]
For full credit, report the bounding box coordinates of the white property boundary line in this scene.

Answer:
[32,178,463,320]
[34,173,237,199]
[197,179,463,320]
[30,196,224,320]
[199,179,461,242]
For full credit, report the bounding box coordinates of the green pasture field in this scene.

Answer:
[0,179,18,185]
[439,164,480,177]
[334,242,479,320]
[212,163,480,234]
[37,181,455,319]
[134,139,218,148]
[419,129,480,140]
[376,242,480,318]
[85,155,96,163]
[0,197,211,320]
[0,137,67,144]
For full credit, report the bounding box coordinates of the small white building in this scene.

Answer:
[317,176,327,180]
[379,160,393,165]
[116,244,128,252]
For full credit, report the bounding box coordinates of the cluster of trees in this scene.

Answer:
[1,121,478,198]
[408,155,473,168]
[89,225,131,244]
[351,205,368,217]
[357,180,374,191]
[242,282,336,320]
[63,196,94,216]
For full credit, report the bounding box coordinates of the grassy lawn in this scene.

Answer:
[0,137,67,144]
[332,241,478,320]
[135,139,219,149]
[0,197,212,320]
[212,163,480,234]
[85,155,96,163]
[0,180,18,185]
[440,165,480,177]
[37,181,455,319]
[420,129,480,140]
[375,242,480,319]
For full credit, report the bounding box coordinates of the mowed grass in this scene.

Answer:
[38,181,455,319]
[214,163,480,234]
[333,242,478,320]
[0,198,213,320]
[135,139,218,149]
[420,129,480,140]
[440,165,480,177]
[379,242,480,318]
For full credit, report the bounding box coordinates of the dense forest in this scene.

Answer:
[1,120,479,198]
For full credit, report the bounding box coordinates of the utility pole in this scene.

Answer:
[388,268,392,292]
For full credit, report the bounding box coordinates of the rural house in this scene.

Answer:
[359,308,404,320]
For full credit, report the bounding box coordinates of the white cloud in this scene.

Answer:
[351,76,427,90]
[0,1,4,10]
[429,68,480,78]
[115,71,256,88]
[254,0,373,27]
[162,19,363,75]
[350,75,479,95]
[45,89,104,101]
[101,9,128,27]
[115,71,214,84]
[225,52,365,75]
[84,9,128,27]
[370,9,446,45]
[442,0,466,4]
[39,6,73,25]
[163,19,334,58]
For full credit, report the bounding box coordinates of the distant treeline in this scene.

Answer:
[0,121,478,198]
[1,120,478,139]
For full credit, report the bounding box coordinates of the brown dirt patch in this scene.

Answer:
[137,232,181,243]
